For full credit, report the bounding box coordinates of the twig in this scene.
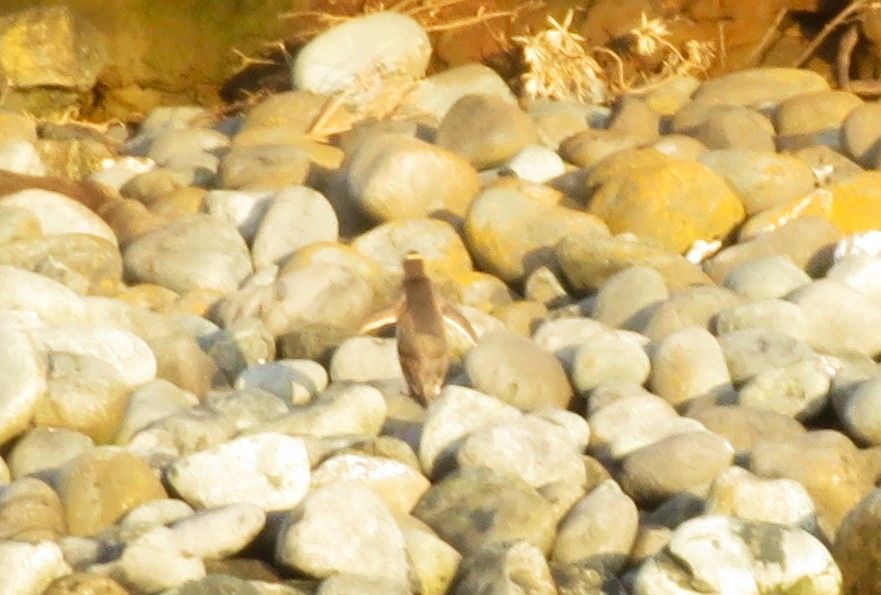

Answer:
[795,0,867,67]
[836,23,860,89]
[749,8,788,65]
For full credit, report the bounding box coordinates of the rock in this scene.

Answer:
[717,328,817,384]
[44,573,128,595]
[620,431,734,503]
[251,186,338,269]
[418,385,521,476]
[502,144,566,184]
[166,433,311,511]
[345,133,479,223]
[125,406,234,464]
[841,100,881,167]
[111,526,206,592]
[147,127,229,167]
[0,140,46,175]
[32,351,130,443]
[122,107,210,156]
[235,359,327,405]
[465,330,572,410]
[400,518,462,595]
[251,383,387,438]
[0,316,45,446]
[0,5,106,94]
[436,94,540,170]
[720,254,812,300]
[0,540,71,594]
[455,413,587,489]
[276,481,409,586]
[590,265,669,330]
[170,502,266,560]
[650,133,709,160]
[112,380,197,446]
[555,232,712,294]
[204,388,291,432]
[585,149,745,253]
[689,405,805,456]
[705,466,818,532]
[643,285,743,342]
[737,358,832,420]
[407,63,515,121]
[634,515,841,594]
[606,96,660,144]
[527,99,600,149]
[551,480,638,573]
[649,326,732,407]
[217,144,310,191]
[571,331,651,394]
[124,214,253,294]
[0,188,117,245]
[328,336,402,386]
[788,278,881,357]
[834,486,881,593]
[57,446,167,536]
[714,298,811,340]
[117,498,194,542]
[453,541,556,595]
[558,128,645,168]
[698,149,817,215]
[749,430,875,539]
[162,574,262,595]
[292,11,430,95]
[0,111,37,144]
[0,477,66,541]
[704,216,841,282]
[311,452,430,513]
[0,204,41,245]
[774,89,863,152]
[316,574,409,595]
[7,427,93,478]
[464,182,609,283]
[414,466,556,556]
[677,103,776,151]
[587,392,680,460]
[825,171,881,234]
[351,218,472,282]
[29,324,156,388]
[837,373,881,446]
[237,90,327,137]
[827,254,881,311]
[202,188,274,244]
[690,67,830,108]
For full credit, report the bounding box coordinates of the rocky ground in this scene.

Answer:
[1,6,881,595]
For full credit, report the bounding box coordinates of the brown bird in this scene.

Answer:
[360,251,478,405]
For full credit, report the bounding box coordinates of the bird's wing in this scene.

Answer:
[440,302,479,345]
[359,304,400,335]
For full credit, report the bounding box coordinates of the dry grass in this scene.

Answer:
[514,10,716,104]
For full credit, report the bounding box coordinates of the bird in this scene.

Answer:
[360,251,478,405]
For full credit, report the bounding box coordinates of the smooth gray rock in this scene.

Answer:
[0,540,71,593]
[722,255,812,300]
[591,265,669,330]
[251,186,339,268]
[7,427,93,478]
[217,144,310,190]
[571,331,651,394]
[235,359,328,406]
[737,358,832,420]
[109,526,206,592]
[0,188,116,245]
[648,326,733,407]
[714,298,809,339]
[0,316,46,446]
[465,330,573,410]
[717,328,817,384]
[124,214,253,294]
[292,11,431,95]
[170,502,266,560]
[838,373,881,446]
[587,393,681,460]
[408,62,515,120]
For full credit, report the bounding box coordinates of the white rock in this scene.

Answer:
[251,186,339,269]
[0,539,71,593]
[202,188,274,243]
[705,467,818,532]
[456,415,586,489]
[401,522,462,595]
[532,317,608,368]
[110,526,206,592]
[28,324,157,387]
[276,481,409,586]
[170,502,266,559]
[0,140,46,175]
[408,62,516,120]
[252,383,387,438]
[418,385,521,476]
[235,359,328,405]
[166,432,311,511]
[0,265,85,327]
[114,379,200,445]
[117,498,195,542]
[587,393,680,460]
[0,316,46,446]
[311,453,430,513]
[292,12,431,95]
[0,188,118,245]
[503,144,566,183]
[329,336,403,384]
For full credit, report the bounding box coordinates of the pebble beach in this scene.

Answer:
[2,7,881,595]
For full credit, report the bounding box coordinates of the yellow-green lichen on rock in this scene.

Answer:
[585,149,746,254]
